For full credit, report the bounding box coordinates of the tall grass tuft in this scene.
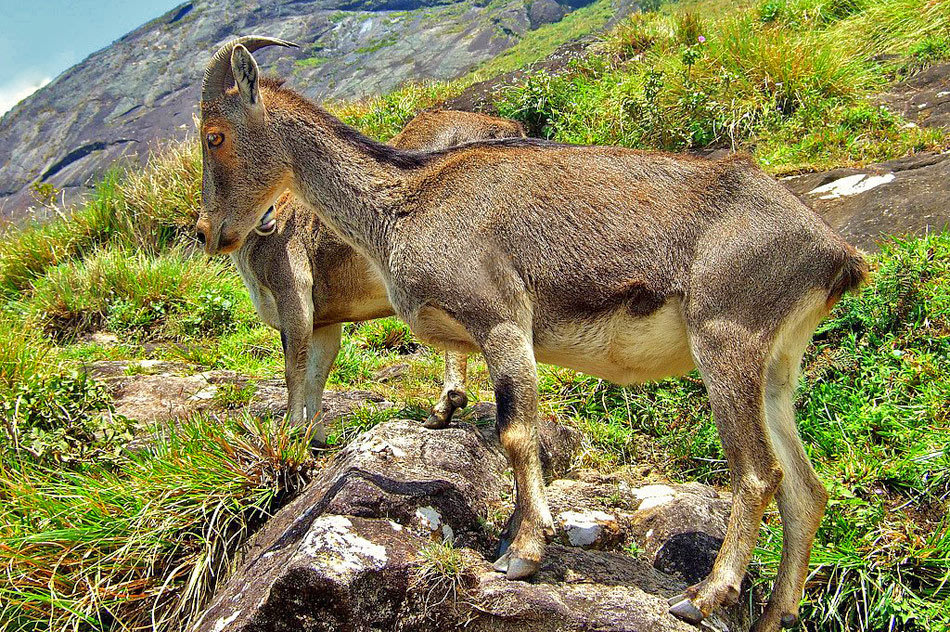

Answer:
[0,173,125,298]
[0,414,317,632]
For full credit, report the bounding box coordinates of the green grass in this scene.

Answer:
[0,414,317,631]
[468,0,617,81]
[494,0,950,172]
[19,246,255,341]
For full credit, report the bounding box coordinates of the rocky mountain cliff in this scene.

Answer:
[0,0,634,221]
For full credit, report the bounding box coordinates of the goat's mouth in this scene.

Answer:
[254,206,277,236]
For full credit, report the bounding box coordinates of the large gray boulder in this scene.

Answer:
[782,151,950,251]
[193,419,750,632]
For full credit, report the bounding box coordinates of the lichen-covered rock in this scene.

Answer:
[877,62,950,130]
[192,515,425,632]
[313,420,511,551]
[470,544,746,632]
[193,419,750,632]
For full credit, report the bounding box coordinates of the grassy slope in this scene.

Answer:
[0,0,948,630]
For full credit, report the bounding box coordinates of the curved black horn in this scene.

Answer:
[201,36,298,104]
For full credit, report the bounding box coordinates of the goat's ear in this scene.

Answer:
[231,44,263,120]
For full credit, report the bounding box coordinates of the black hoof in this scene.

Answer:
[495,535,512,559]
[669,598,704,626]
[781,614,800,629]
[422,414,449,429]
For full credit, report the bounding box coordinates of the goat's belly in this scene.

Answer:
[534,299,694,385]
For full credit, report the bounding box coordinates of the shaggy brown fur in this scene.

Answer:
[197,40,867,632]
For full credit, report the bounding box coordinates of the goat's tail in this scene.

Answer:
[826,243,869,309]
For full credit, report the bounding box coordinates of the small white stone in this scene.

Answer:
[441,523,455,541]
[557,510,616,547]
[937,91,950,98]
[188,385,217,401]
[389,520,403,531]
[415,506,441,530]
[633,484,676,511]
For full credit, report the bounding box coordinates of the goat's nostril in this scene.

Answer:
[196,230,207,245]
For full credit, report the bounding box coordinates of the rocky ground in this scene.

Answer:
[88,359,749,632]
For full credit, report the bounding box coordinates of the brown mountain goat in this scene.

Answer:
[195,37,867,631]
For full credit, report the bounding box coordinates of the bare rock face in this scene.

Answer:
[782,152,950,250]
[877,62,950,130]
[0,0,638,221]
[193,419,750,632]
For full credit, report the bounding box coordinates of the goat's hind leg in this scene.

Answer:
[425,350,468,429]
[755,313,829,631]
[669,323,782,625]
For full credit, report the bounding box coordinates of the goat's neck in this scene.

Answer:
[277,110,405,265]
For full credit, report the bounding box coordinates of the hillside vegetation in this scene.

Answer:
[0,0,948,630]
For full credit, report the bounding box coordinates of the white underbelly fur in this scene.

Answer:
[534,298,694,384]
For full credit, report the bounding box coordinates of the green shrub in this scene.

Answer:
[495,0,948,171]
[357,317,419,354]
[214,381,257,408]
[0,370,130,464]
[495,70,574,137]
[179,287,244,336]
[25,246,250,339]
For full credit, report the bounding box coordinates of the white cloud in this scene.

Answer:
[0,76,51,116]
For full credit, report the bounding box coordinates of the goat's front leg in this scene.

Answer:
[479,322,553,580]
[303,322,342,446]
[424,350,468,429]
[276,289,314,433]
[280,326,310,430]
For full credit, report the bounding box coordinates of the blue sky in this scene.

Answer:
[0,0,180,114]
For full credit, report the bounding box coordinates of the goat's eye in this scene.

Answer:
[206,132,224,148]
